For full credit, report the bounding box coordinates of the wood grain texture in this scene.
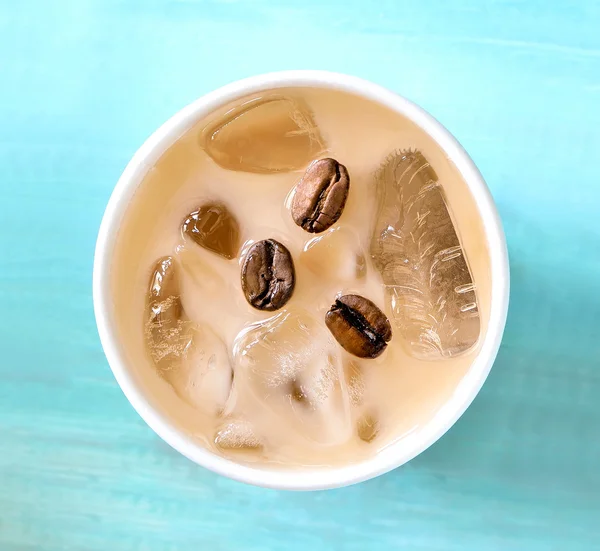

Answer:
[1,0,599,549]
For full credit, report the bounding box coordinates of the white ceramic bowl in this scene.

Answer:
[93,71,509,491]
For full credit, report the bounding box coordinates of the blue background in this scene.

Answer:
[1,1,599,549]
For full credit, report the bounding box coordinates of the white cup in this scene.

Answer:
[93,71,509,491]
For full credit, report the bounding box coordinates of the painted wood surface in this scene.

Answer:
[1,1,599,549]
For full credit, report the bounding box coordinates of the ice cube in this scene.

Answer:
[301,227,367,281]
[182,203,240,259]
[233,310,352,444]
[166,325,233,416]
[176,245,227,296]
[344,360,365,406]
[175,245,239,324]
[201,96,326,173]
[145,257,232,414]
[356,411,379,443]
[145,256,192,371]
[370,150,480,359]
[214,418,263,451]
[233,310,334,397]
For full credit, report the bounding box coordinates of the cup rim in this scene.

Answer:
[93,70,509,491]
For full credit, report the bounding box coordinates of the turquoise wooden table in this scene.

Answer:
[1,1,599,549]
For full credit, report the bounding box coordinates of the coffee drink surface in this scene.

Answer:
[291,158,350,233]
[111,87,492,468]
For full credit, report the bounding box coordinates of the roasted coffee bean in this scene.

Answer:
[291,158,350,233]
[182,203,240,259]
[325,294,392,358]
[241,239,295,311]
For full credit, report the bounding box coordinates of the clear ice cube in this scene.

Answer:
[214,418,263,451]
[176,245,238,322]
[182,203,240,260]
[145,256,191,371]
[370,150,480,359]
[176,246,227,297]
[145,257,232,414]
[344,360,365,406]
[356,411,379,443]
[167,325,233,416]
[232,310,352,444]
[301,227,367,282]
[201,96,326,174]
